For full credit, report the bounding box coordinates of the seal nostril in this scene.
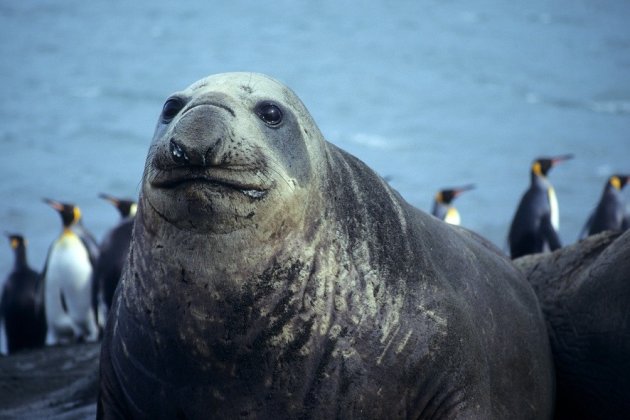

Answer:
[170,139,189,164]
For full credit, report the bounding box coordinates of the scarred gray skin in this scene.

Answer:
[98,73,553,419]
[515,230,630,420]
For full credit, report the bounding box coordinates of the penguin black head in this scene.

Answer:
[436,184,476,205]
[43,198,81,228]
[609,174,630,190]
[5,233,26,250]
[531,154,574,177]
[99,193,137,219]
[5,232,31,269]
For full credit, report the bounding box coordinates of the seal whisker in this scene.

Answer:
[262,166,293,192]
[262,154,295,191]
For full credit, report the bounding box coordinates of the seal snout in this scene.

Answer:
[169,139,190,165]
[165,104,230,169]
[150,100,274,200]
[151,101,271,198]
[169,137,221,168]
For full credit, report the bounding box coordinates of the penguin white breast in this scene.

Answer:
[548,187,560,230]
[45,233,93,318]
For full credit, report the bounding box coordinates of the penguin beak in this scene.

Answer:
[99,193,120,207]
[43,198,65,212]
[454,184,475,197]
[550,154,574,166]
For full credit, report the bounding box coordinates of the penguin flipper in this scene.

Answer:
[0,286,6,330]
[76,225,101,333]
[74,221,100,267]
[60,289,69,313]
[80,234,99,269]
[541,214,562,251]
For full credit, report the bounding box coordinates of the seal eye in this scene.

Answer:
[255,102,283,126]
[161,98,184,124]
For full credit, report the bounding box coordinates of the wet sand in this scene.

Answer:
[0,342,99,419]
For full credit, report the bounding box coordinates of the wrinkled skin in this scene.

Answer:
[98,73,553,419]
[515,230,630,420]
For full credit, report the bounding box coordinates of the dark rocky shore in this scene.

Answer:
[0,342,99,419]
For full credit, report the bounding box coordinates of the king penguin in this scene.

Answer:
[0,234,46,354]
[92,193,137,328]
[579,174,630,239]
[431,184,475,225]
[508,154,573,259]
[42,198,100,344]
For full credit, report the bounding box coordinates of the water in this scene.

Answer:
[1,0,629,292]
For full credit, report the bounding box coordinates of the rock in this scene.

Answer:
[0,342,99,419]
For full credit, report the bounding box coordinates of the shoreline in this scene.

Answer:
[0,342,99,419]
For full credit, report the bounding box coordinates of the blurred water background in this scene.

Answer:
[1,0,629,307]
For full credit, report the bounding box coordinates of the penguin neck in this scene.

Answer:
[121,214,136,222]
[431,200,446,218]
[531,171,550,189]
[601,182,622,202]
[61,226,75,237]
[605,181,621,194]
[12,246,29,270]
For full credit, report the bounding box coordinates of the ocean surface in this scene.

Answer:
[0,0,629,316]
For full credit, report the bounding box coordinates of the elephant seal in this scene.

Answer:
[98,73,553,419]
[515,230,630,420]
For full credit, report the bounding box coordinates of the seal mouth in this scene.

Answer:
[150,168,269,199]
